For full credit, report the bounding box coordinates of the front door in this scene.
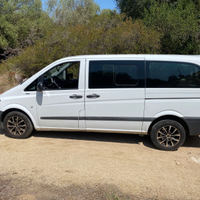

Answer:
[36,59,85,130]
[85,59,145,133]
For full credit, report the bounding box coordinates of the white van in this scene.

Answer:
[0,55,200,150]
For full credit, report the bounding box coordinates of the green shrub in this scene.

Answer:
[0,18,161,77]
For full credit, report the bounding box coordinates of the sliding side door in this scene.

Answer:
[85,58,145,133]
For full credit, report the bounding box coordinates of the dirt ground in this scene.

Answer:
[0,128,200,200]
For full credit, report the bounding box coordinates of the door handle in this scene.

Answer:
[86,94,100,98]
[70,94,83,99]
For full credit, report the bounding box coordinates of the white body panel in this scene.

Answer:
[85,88,144,133]
[145,88,200,119]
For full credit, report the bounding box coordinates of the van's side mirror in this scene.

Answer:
[37,82,43,92]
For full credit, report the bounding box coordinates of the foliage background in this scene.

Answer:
[0,0,200,80]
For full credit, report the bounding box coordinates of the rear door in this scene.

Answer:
[85,58,145,133]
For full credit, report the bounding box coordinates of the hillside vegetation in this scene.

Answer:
[0,0,200,92]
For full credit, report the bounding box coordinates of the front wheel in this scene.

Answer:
[3,111,33,138]
[150,120,186,151]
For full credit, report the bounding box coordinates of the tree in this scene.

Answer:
[46,0,100,26]
[115,0,200,19]
[89,9,122,30]
[0,0,52,50]
[115,0,151,19]
[144,0,200,54]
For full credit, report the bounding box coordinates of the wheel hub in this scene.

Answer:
[157,125,181,147]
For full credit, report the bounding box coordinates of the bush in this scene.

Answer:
[1,18,161,77]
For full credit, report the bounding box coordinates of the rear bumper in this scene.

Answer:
[185,118,200,136]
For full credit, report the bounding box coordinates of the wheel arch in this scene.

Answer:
[1,106,38,130]
[147,115,189,137]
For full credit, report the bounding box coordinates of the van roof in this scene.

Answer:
[62,54,200,62]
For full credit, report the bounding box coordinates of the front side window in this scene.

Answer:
[24,79,38,91]
[43,62,80,90]
[89,61,139,89]
[147,61,200,88]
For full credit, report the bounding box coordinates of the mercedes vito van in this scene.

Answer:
[0,55,200,151]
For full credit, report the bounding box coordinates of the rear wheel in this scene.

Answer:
[150,120,186,151]
[3,111,33,138]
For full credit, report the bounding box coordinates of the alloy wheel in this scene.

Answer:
[157,125,181,147]
[7,116,27,135]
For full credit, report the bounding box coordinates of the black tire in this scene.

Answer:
[3,111,33,138]
[150,120,186,151]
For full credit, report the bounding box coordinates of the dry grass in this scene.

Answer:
[0,71,18,94]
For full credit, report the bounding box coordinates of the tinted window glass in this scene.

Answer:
[147,61,200,88]
[43,62,80,90]
[24,79,38,91]
[89,61,139,88]
[116,65,138,85]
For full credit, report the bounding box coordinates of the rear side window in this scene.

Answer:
[89,61,140,88]
[147,61,200,88]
